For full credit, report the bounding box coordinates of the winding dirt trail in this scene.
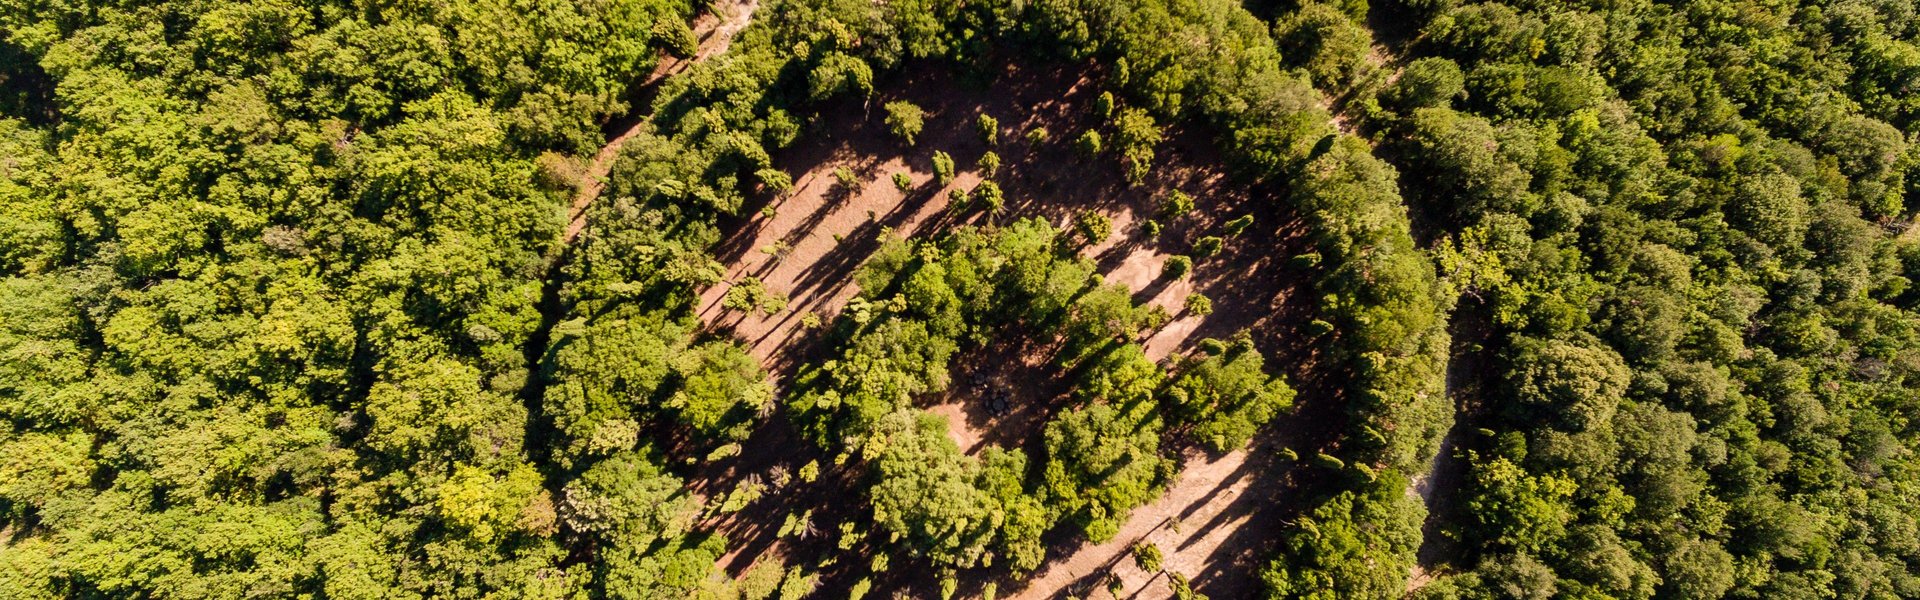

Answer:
[563,0,759,243]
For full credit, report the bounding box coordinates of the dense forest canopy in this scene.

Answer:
[1,0,1916,598]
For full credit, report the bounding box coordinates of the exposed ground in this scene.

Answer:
[676,57,1339,598]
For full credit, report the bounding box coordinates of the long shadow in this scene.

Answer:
[1411,296,1496,571]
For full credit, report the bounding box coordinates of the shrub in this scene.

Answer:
[977,151,1001,176]
[1132,541,1165,573]
[976,113,999,145]
[1074,210,1113,245]
[1223,214,1254,236]
[1075,130,1104,157]
[1192,236,1224,257]
[931,151,956,185]
[1164,255,1193,279]
[833,166,860,190]
[892,172,913,192]
[1160,190,1195,217]
[1184,293,1213,316]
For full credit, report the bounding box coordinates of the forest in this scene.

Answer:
[0,0,1915,598]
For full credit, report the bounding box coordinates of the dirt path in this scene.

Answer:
[563,0,759,243]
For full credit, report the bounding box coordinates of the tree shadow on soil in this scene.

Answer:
[685,55,1371,598]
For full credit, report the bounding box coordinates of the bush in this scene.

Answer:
[1184,293,1213,316]
[1132,541,1165,573]
[892,172,913,192]
[976,113,999,145]
[1075,210,1113,245]
[1075,130,1105,157]
[931,151,956,185]
[833,166,860,190]
[1164,255,1193,279]
[1160,191,1195,217]
[977,151,1001,176]
[1192,236,1224,257]
[971,181,1004,213]
[1223,214,1254,236]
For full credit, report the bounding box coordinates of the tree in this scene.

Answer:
[868,412,1005,569]
[977,150,1002,176]
[971,181,1004,213]
[1502,336,1630,432]
[931,151,956,185]
[1113,107,1163,183]
[1403,108,1536,221]
[669,342,774,445]
[810,53,875,101]
[1273,2,1372,89]
[1458,454,1576,553]
[1043,401,1171,542]
[1263,473,1426,599]
[1160,190,1195,217]
[653,16,698,58]
[1192,236,1224,257]
[724,277,788,316]
[1167,345,1295,452]
[1384,58,1465,110]
[884,100,926,145]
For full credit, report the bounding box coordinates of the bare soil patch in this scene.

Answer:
[922,333,1070,456]
[687,57,1331,598]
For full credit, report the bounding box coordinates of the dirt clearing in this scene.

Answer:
[687,57,1330,598]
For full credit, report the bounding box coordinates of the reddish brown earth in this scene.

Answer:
[685,58,1332,598]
